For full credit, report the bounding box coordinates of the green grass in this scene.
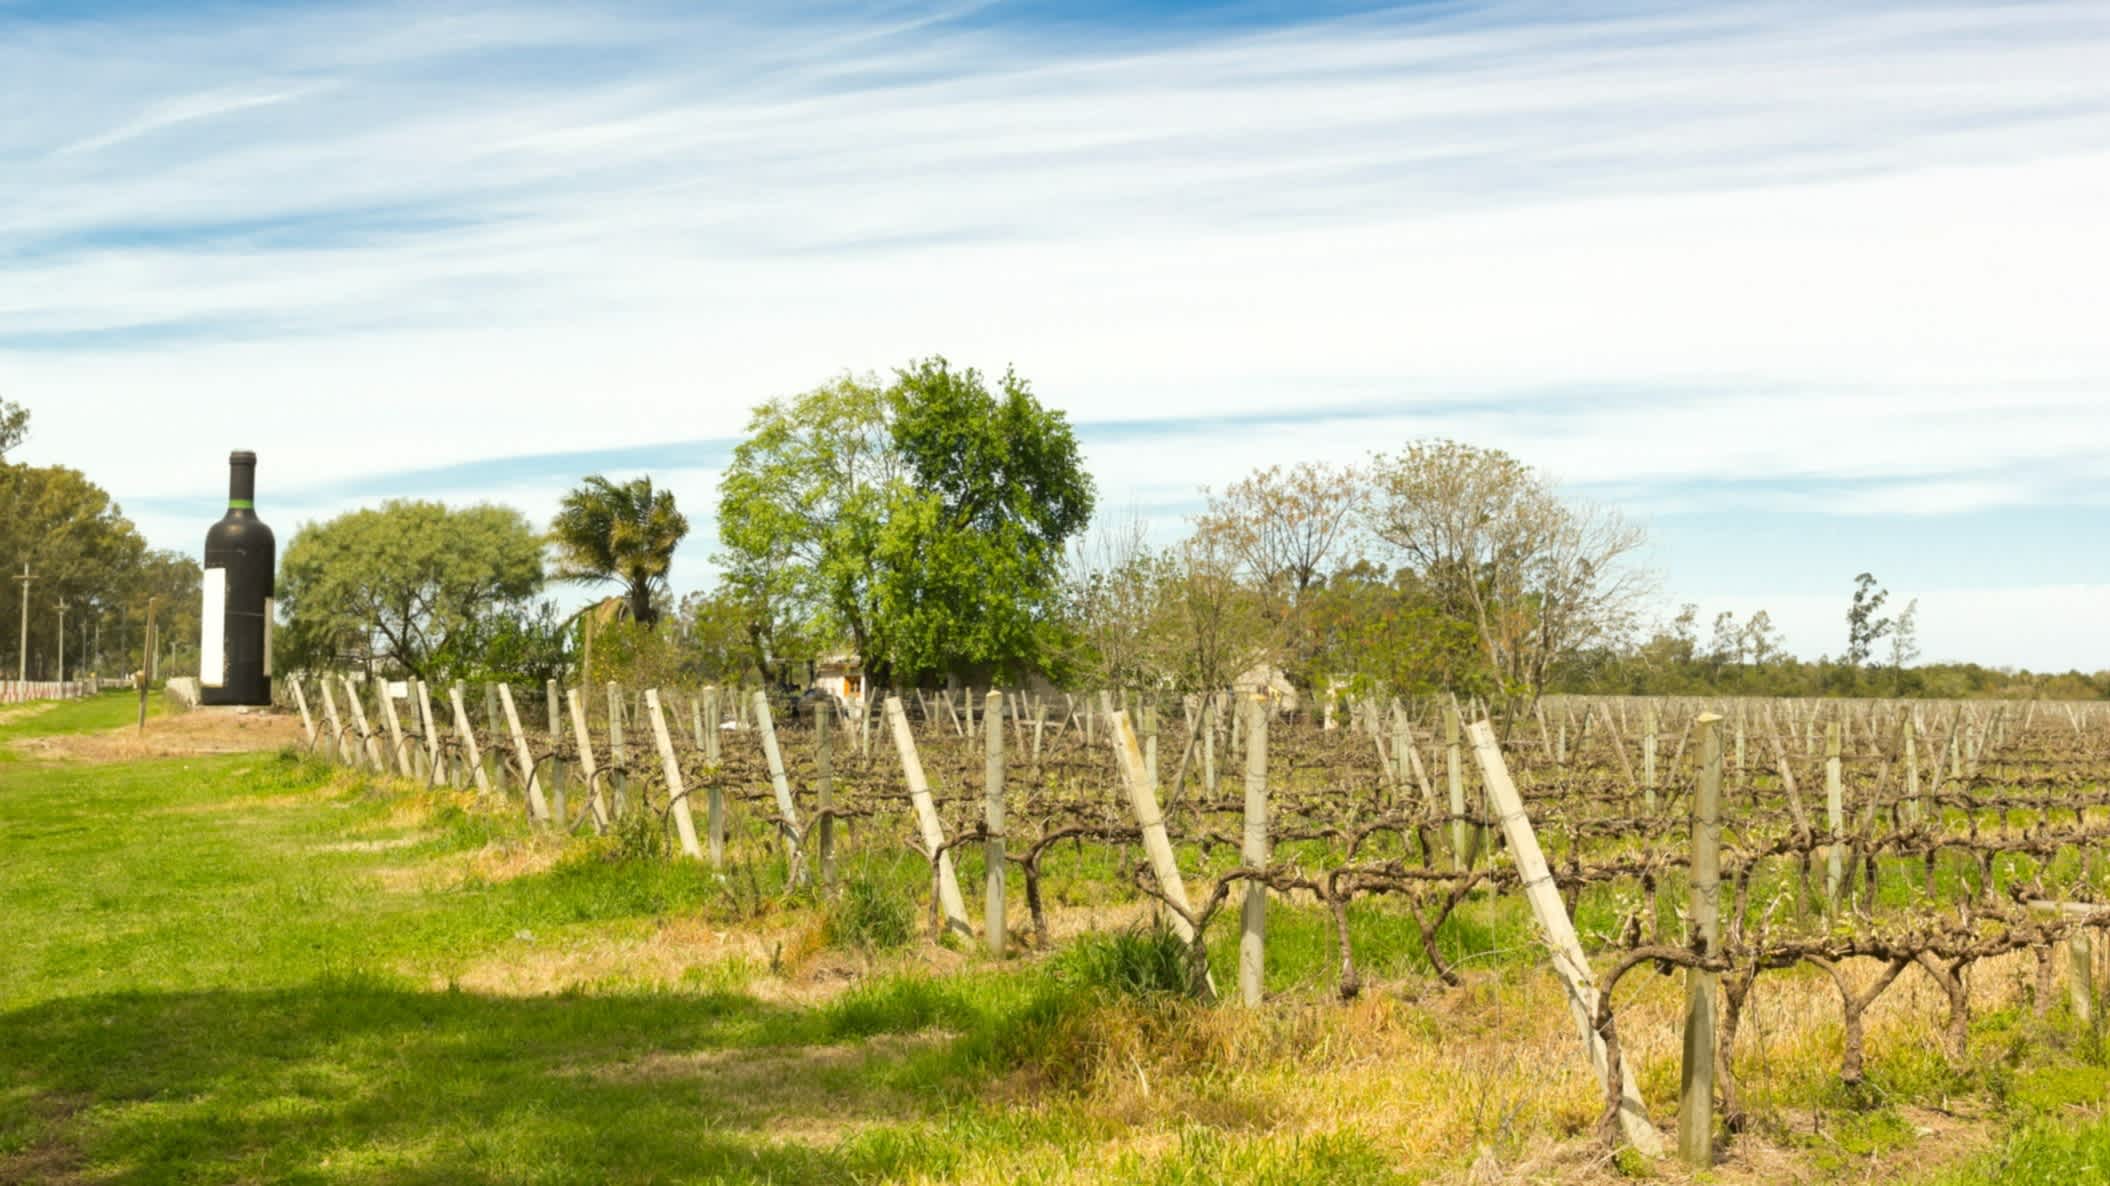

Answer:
[0,689,158,755]
[0,726,1417,1185]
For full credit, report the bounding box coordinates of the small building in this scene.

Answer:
[811,653,866,713]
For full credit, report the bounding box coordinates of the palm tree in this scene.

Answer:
[550,475,689,628]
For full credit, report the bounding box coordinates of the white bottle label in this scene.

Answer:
[201,568,227,688]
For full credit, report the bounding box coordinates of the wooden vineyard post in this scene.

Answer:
[886,695,972,938]
[1446,705,1470,869]
[544,681,569,829]
[2070,932,2097,1031]
[290,676,318,751]
[1468,719,1665,1157]
[1241,693,1269,1007]
[1905,723,1921,825]
[1112,710,1217,999]
[317,677,346,765]
[1642,705,1658,810]
[1825,721,1844,913]
[566,690,610,832]
[817,700,837,889]
[344,677,385,771]
[1680,713,1723,1166]
[416,682,444,784]
[449,684,492,796]
[606,683,630,819]
[497,683,553,822]
[1201,696,1217,796]
[377,682,412,777]
[751,690,806,882]
[702,686,724,866]
[644,690,705,860]
[984,690,1006,957]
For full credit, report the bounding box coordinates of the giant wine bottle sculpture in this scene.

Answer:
[201,451,275,706]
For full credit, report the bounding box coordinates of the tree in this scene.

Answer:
[1194,460,1362,616]
[1708,610,1742,668]
[0,398,26,461]
[0,463,151,678]
[1062,507,1175,691]
[1889,597,1921,688]
[1741,609,1783,669]
[719,358,1094,684]
[550,475,689,628]
[1363,440,1648,705]
[1845,572,1893,668]
[278,501,546,680]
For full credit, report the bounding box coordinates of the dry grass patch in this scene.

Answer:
[15,708,301,762]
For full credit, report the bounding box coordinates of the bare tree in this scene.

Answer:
[1159,528,1271,693]
[1194,461,1364,606]
[1363,439,1648,705]
[1065,506,1174,691]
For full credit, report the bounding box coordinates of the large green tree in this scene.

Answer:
[550,475,689,628]
[718,358,1094,684]
[0,462,152,679]
[278,500,546,680]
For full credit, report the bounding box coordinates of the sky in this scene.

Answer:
[2,0,2107,671]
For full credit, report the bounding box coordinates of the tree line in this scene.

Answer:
[6,376,2104,703]
[0,398,202,681]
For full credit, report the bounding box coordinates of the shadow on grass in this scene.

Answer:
[0,976,962,1186]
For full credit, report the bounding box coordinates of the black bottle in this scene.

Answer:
[201,451,275,706]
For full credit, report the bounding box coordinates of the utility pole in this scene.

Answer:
[14,563,31,684]
[56,601,67,685]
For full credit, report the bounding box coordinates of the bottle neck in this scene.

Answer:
[228,463,256,510]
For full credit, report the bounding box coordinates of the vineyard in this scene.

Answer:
[281,675,2110,1169]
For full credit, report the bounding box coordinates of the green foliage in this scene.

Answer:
[1304,561,1492,698]
[277,499,545,681]
[550,475,688,628]
[824,875,915,953]
[0,460,184,680]
[1051,924,1203,1000]
[0,395,26,459]
[719,358,1094,684]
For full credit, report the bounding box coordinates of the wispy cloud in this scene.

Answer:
[1,1,2106,666]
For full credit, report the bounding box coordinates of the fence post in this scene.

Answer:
[984,690,1006,957]
[545,681,569,829]
[645,690,705,860]
[497,683,553,822]
[885,695,972,938]
[317,677,345,765]
[566,689,610,831]
[1825,721,1844,913]
[817,700,837,889]
[1468,719,1665,1156]
[1112,710,1216,999]
[702,685,724,866]
[1240,693,1269,1006]
[606,683,630,819]
[289,676,317,750]
[377,682,412,777]
[751,690,806,883]
[415,682,444,784]
[1446,704,1470,868]
[1680,713,1723,1166]
[449,684,492,795]
[344,676,385,771]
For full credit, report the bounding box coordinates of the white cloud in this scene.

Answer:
[2,1,2107,667]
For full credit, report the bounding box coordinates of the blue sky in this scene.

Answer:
[3,0,2107,670]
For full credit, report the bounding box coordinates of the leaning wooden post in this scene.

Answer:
[415,682,444,783]
[1112,710,1217,999]
[1240,693,1269,1006]
[344,676,385,771]
[644,690,705,860]
[1679,713,1723,1166]
[289,675,318,750]
[751,690,806,882]
[1825,721,1844,913]
[377,682,412,777]
[448,683,492,795]
[817,700,837,889]
[1904,723,1921,825]
[885,695,972,938]
[565,689,610,831]
[1642,705,1659,810]
[984,690,1006,957]
[1468,719,1665,1156]
[316,677,346,765]
[496,683,553,822]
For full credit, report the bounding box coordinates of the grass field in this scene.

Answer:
[4,693,2109,1184]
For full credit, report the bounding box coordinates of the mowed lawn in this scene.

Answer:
[5,694,2110,1186]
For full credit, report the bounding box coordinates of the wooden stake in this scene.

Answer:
[566,689,610,832]
[751,690,805,882]
[1240,693,1269,1006]
[984,690,1006,957]
[1468,719,1664,1156]
[1680,713,1723,1166]
[497,683,552,822]
[645,689,704,859]
[449,683,492,796]
[885,695,971,938]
